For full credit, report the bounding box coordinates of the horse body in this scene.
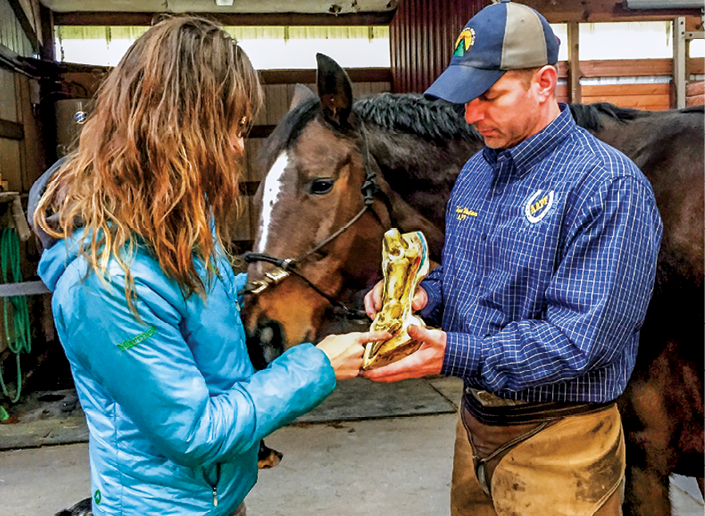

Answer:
[569,104,705,513]
[244,54,703,515]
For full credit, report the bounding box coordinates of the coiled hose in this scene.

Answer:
[0,227,32,403]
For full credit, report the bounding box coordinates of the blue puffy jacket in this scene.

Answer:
[37,232,336,515]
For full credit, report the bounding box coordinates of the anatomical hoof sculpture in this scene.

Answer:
[363,228,430,370]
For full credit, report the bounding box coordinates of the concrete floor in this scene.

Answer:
[0,377,703,516]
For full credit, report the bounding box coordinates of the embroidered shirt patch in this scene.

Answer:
[524,190,555,223]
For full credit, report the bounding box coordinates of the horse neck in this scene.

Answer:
[366,128,479,216]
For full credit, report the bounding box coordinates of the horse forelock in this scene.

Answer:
[259,97,321,172]
[353,93,481,142]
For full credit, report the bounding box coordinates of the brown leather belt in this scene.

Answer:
[463,387,614,426]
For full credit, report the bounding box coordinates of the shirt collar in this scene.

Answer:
[482,103,575,177]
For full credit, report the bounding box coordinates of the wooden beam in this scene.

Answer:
[7,0,40,52]
[53,11,395,26]
[567,22,581,103]
[0,119,24,140]
[519,0,701,22]
[260,68,392,85]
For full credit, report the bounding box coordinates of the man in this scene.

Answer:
[363,1,662,515]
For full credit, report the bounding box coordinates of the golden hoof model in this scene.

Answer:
[363,228,430,370]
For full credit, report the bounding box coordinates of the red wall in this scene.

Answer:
[390,0,490,94]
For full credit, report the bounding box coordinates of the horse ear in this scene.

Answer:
[316,53,354,128]
[289,84,315,111]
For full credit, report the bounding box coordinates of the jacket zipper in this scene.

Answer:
[207,463,221,507]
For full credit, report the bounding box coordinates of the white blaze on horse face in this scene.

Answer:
[256,151,289,255]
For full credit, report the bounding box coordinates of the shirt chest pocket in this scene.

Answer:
[490,193,563,278]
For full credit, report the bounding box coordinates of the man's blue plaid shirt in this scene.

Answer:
[420,105,662,404]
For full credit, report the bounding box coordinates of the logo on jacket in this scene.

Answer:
[524,190,555,223]
[117,325,157,352]
[456,206,478,221]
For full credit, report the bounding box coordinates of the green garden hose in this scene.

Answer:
[0,227,32,403]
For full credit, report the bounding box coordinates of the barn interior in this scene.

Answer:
[0,1,703,513]
[1,0,702,408]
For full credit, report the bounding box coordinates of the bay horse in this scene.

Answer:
[243,54,704,516]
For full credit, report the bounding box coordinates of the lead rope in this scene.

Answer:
[0,228,32,404]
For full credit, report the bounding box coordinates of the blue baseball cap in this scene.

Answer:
[424,0,560,105]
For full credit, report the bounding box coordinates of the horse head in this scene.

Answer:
[243,54,394,367]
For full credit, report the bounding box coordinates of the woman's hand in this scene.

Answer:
[317,331,391,380]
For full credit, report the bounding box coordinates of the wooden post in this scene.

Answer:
[567,22,581,103]
[673,17,687,109]
[40,3,55,62]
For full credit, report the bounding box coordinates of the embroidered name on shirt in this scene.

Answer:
[524,190,555,223]
[117,326,157,352]
[456,206,478,221]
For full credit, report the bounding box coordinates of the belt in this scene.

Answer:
[463,387,615,426]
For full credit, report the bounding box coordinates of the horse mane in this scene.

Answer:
[568,102,645,132]
[682,105,705,114]
[354,93,481,142]
[259,92,481,169]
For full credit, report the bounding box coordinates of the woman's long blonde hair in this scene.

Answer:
[35,16,262,304]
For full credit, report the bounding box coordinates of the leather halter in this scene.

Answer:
[240,123,395,319]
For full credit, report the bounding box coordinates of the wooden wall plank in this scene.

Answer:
[582,83,670,96]
[260,68,392,85]
[582,94,670,110]
[0,68,18,122]
[17,74,44,190]
[0,138,22,191]
[580,58,672,77]
[686,94,704,107]
[0,119,23,139]
[556,58,703,79]
[53,11,395,27]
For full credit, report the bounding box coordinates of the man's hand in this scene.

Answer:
[364,282,429,320]
[361,325,446,382]
[317,331,391,380]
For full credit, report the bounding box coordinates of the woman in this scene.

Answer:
[32,17,386,516]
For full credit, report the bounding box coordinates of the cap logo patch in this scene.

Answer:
[454,28,476,57]
[524,190,554,223]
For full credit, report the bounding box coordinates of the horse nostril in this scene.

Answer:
[246,321,285,370]
[260,326,274,345]
[262,344,281,364]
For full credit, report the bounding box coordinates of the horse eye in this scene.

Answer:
[309,179,335,195]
